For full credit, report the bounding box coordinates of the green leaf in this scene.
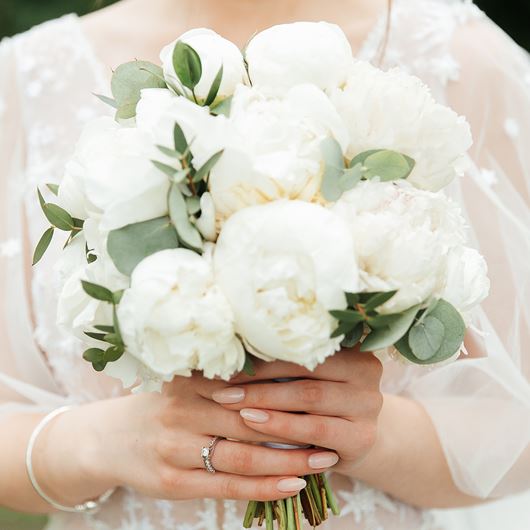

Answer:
[204,65,224,106]
[94,93,118,109]
[156,145,181,158]
[345,292,360,306]
[107,216,180,276]
[396,299,465,364]
[84,331,107,341]
[92,361,107,372]
[242,354,256,376]
[110,61,166,118]
[172,41,202,91]
[360,304,420,352]
[103,333,123,347]
[32,227,54,265]
[173,122,188,154]
[329,310,365,325]
[42,203,74,231]
[363,290,398,312]
[338,163,362,191]
[210,95,232,117]
[349,149,381,169]
[46,183,59,196]
[367,313,403,329]
[94,325,115,333]
[83,348,105,363]
[331,321,356,339]
[112,290,125,304]
[342,323,364,348]
[113,305,123,344]
[87,253,97,264]
[320,137,345,201]
[104,345,125,363]
[37,188,46,209]
[192,150,223,183]
[186,196,201,215]
[408,316,445,361]
[363,150,415,181]
[152,160,180,179]
[81,280,114,303]
[168,183,203,253]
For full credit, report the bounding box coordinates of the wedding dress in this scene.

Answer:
[0,0,529,529]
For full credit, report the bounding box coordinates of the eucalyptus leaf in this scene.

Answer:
[94,93,118,109]
[408,316,445,360]
[360,304,420,352]
[204,65,224,106]
[103,333,123,347]
[363,290,398,312]
[113,289,125,305]
[192,150,223,183]
[396,299,465,364]
[92,361,107,372]
[110,61,166,118]
[42,203,74,231]
[156,145,181,158]
[81,280,114,303]
[345,292,360,306]
[329,310,364,325]
[104,345,125,362]
[168,183,203,253]
[320,137,346,201]
[172,41,202,91]
[342,323,364,348]
[173,122,188,154]
[94,325,115,333]
[331,321,356,339]
[84,331,107,341]
[338,163,362,191]
[46,183,59,196]
[107,216,180,276]
[210,95,232,117]
[32,227,54,265]
[367,313,402,329]
[349,149,380,169]
[152,160,180,179]
[83,348,105,363]
[363,150,415,181]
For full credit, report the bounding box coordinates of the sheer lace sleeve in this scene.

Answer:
[0,36,68,417]
[403,9,530,500]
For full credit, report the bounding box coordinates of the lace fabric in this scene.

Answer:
[0,1,529,529]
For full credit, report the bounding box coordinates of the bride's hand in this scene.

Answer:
[37,376,341,506]
[208,349,384,475]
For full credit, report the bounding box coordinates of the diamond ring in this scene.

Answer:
[201,436,223,473]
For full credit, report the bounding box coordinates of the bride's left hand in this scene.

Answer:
[207,348,384,475]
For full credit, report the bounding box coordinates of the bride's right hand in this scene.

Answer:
[36,374,339,506]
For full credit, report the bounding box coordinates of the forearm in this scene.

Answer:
[347,394,483,509]
[0,407,116,514]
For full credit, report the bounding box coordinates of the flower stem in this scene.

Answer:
[265,501,274,530]
[322,473,341,516]
[244,500,258,528]
[286,496,296,530]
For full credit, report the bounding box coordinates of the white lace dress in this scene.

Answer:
[0,1,529,529]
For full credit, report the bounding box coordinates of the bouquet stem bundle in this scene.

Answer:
[244,474,339,530]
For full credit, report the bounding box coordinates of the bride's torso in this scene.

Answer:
[2,1,491,528]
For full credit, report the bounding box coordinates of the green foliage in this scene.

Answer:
[172,41,202,92]
[204,65,224,106]
[110,60,166,120]
[168,183,203,252]
[107,216,180,276]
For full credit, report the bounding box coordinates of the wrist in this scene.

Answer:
[33,404,120,507]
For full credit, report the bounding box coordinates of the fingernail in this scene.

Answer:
[308,452,339,469]
[240,408,269,423]
[212,387,245,404]
[277,478,307,492]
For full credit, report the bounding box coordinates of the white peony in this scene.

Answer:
[214,200,359,369]
[160,28,247,101]
[441,245,490,315]
[245,22,353,96]
[209,84,349,223]
[136,88,227,169]
[330,61,472,191]
[58,117,170,231]
[116,248,245,382]
[332,181,467,314]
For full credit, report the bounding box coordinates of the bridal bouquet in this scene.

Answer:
[34,21,489,530]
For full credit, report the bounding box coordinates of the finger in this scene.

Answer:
[163,469,308,501]
[239,408,374,459]
[191,438,339,476]
[210,379,374,418]
[230,349,381,386]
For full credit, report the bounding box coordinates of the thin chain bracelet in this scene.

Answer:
[25,405,116,514]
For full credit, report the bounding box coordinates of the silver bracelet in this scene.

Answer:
[25,405,116,514]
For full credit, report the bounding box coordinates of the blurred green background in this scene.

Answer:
[0,0,527,529]
[0,0,529,50]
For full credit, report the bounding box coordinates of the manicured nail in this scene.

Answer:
[277,478,307,492]
[212,387,245,404]
[240,408,269,423]
[308,452,339,469]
